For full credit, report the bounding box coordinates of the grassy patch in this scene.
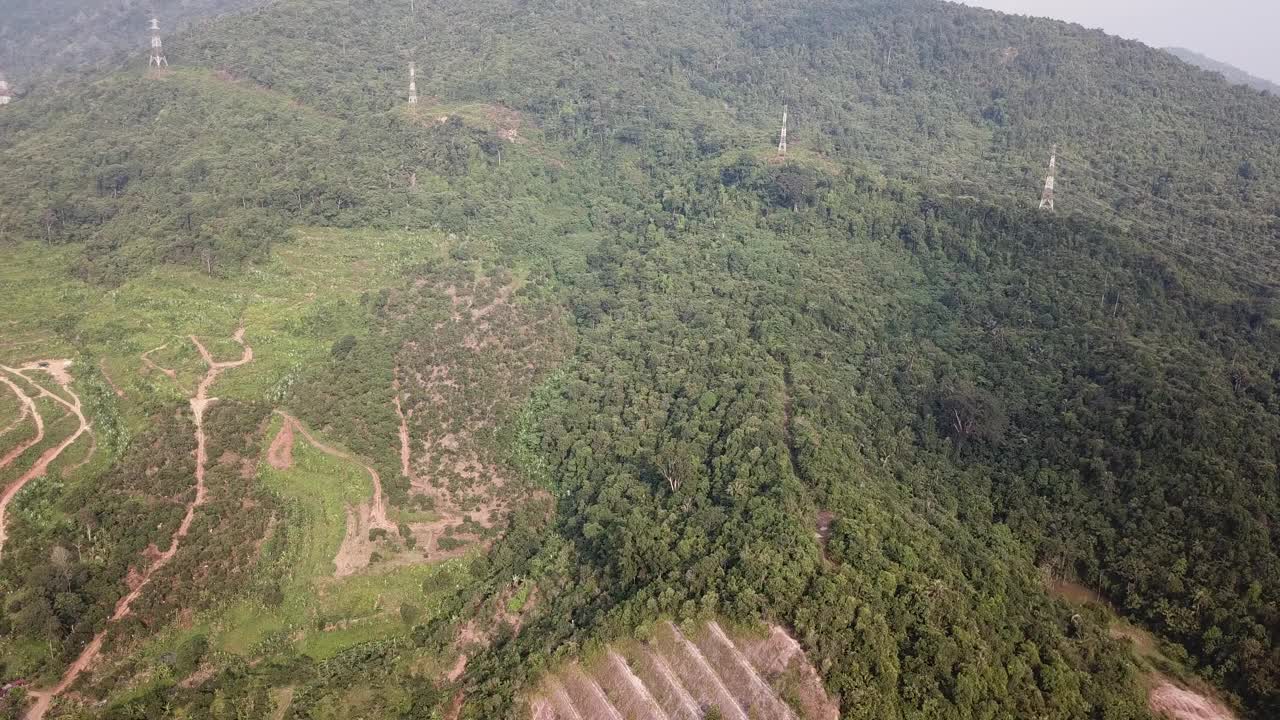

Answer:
[506,583,532,615]
[0,244,88,364]
[158,415,468,662]
[0,229,443,399]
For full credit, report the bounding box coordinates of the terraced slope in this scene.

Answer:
[531,621,837,720]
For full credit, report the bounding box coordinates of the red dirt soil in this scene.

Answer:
[392,374,411,479]
[269,411,394,577]
[0,360,93,558]
[446,653,469,683]
[1149,681,1237,720]
[0,374,42,470]
[140,344,178,381]
[99,360,126,398]
[23,330,252,720]
[266,417,296,470]
[532,622,837,720]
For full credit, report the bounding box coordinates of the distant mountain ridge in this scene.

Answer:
[1165,46,1280,94]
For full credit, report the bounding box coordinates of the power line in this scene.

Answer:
[907,161,1280,293]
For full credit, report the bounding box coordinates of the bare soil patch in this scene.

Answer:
[530,621,837,720]
[1149,680,1237,720]
[1046,577,1161,657]
[266,418,296,470]
[446,653,469,683]
[0,360,93,557]
[270,411,394,577]
[140,344,178,381]
[1047,577,1108,606]
[99,360,126,398]
[24,330,252,720]
[395,273,568,560]
[815,510,835,547]
[332,505,378,577]
[269,687,295,720]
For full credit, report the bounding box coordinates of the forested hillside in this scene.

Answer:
[1,1,1278,719]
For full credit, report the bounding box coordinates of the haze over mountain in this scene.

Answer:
[957,0,1280,89]
[1165,47,1280,95]
[1,1,1278,719]
[0,0,264,89]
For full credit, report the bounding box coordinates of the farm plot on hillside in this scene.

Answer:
[204,413,468,659]
[531,620,838,720]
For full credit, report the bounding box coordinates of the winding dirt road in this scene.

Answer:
[392,373,411,479]
[0,382,32,440]
[140,344,178,381]
[268,411,394,576]
[0,361,92,558]
[0,374,42,470]
[24,331,252,720]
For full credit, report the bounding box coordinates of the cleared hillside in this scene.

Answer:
[0,1,1278,719]
[531,621,837,720]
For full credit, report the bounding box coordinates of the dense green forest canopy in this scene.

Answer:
[0,0,1278,719]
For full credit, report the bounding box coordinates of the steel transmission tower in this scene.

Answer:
[149,18,169,68]
[777,105,788,156]
[1039,145,1057,211]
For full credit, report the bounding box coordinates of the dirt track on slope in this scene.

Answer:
[24,331,252,720]
[0,381,32,440]
[99,360,126,398]
[140,344,178,381]
[0,361,92,558]
[268,411,395,577]
[266,417,296,470]
[392,373,411,478]
[0,374,42,470]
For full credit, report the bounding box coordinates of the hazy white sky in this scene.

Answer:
[957,0,1280,83]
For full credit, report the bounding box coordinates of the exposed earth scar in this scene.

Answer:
[1149,679,1238,720]
[392,371,411,478]
[23,330,252,720]
[99,359,126,398]
[140,343,178,381]
[0,360,92,558]
[0,374,42,470]
[268,411,394,577]
[0,380,32,440]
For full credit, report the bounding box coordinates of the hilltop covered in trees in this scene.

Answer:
[0,0,1278,718]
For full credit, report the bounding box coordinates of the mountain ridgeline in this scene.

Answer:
[0,0,1278,719]
[1165,47,1280,96]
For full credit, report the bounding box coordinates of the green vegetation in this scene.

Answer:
[2,0,1280,718]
